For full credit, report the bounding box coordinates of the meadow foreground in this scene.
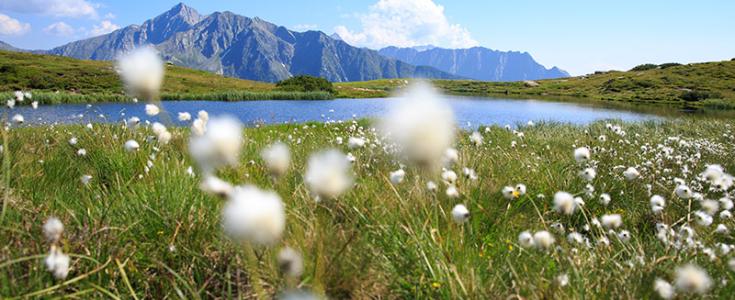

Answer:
[1,115,735,299]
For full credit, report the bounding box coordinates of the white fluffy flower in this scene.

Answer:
[553,191,577,215]
[651,195,666,214]
[76,148,87,156]
[305,149,353,200]
[191,118,206,136]
[124,140,140,152]
[441,169,457,185]
[502,186,517,200]
[14,90,24,101]
[11,114,24,124]
[178,112,192,121]
[426,181,438,192]
[379,82,455,172]
[188,116,243,174]
[43,217,64,243]
[601,214,623,229]
[654,278,675,299]
[347,137,366,149]
[390,169,406,185]
[580,168,596,181]
[261,142,291,178]
[674,264,711,294]
[518,231,534,248]
[469,131,483,146]
[278,247,304,278]
[451,204,470,224]
[222,185,285,245]
[145,104,160,116]
[675,185,692,199]
[199,175,234,197]
[623,167,640,180]
[574,147,590,163]
[45,248,70,280]
[116,46,164,99]
[533,231,555,249]
[599,193,611,206]
[31,101,38,109]
[445,185,460,198]
[81,174,92,185]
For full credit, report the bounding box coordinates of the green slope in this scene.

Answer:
[0,50,332,103]
[335,60,735,108]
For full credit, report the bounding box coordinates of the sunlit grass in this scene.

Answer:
[1,117,734,298]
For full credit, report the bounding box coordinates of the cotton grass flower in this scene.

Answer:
[601,214,623,229]
[11,114,24,124]
[305,149,353,200]
[178,112,192,121]
[502,186,517,200]
[31,101,38,109]
[389,169,406,185]
[533,231,555,249]
[347,137,365,149]
[145,104,160,116]
[124,140,140,152]
[580,168,596,181]
[222,185,285,245]
[116,46,164,100]
[80,175,92,185]
[599,193,611,206]
[574,147,590,163]
[451,204,470,224]
[43,217,64,243]
[651,195,666,214]
[261,142,291,178]
[518,231,535,248]
[469,131,483,146]
[623,167,640,180]
[45,248,70,280]
[674,264,711,294]
[379,81,455,173]
[76,148,87,156]
[675,185,692,199]
[188,116,243,174]
[199,175,234,197]
[278,247,304,278]
[654,278,675,299]
[553,191,577,215]
[14,90,24,101]
[445,185,460,198]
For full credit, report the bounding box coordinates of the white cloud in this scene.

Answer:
[44,21,75,36]
[293,24,318,31]
[0,0,98,18]
[89,20,119,36]
[0,13,31,36]
[334,0,478,49]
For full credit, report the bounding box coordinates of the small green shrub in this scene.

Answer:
[630,64,659,71]
[658,63,682,69]
[276,75,335,94]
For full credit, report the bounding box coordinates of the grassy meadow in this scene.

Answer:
[2,115,735,298]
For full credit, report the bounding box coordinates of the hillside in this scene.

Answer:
[335,60,735,108]
[0,50,272,94]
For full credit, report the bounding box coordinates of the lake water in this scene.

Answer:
[5,97,664,128]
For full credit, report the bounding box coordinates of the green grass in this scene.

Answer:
[335,60,735,107]
[0,50,332,103]
[1,117,735,298]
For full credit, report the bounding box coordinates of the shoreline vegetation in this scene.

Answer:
[2,50,734,109]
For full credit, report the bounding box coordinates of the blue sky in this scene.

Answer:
[1,0,734,75]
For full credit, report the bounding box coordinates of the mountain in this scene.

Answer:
[0,41,21,52]
[378,46,569,81]
[45,3,458,82]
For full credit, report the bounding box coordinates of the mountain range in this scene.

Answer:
[1,3,568,83]
[378,46,569,81]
